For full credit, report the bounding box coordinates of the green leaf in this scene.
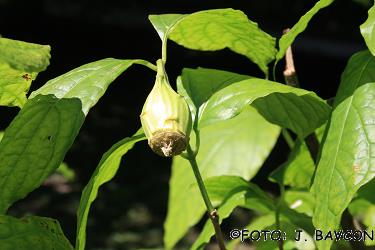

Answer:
[76,129,146,250]
[192,179,274,250]
[165,9,277,75]
[30,58,135,115]
[360,3,375,56]
[164,68,279,249]
[192,191,246,250]
[148,14,186,41]
[270,125,325,188]
[199,175,249,206]
[0,37,51,72]
[284,190,315,217]
[180,68,251,111]
[0,215,72,250]
[0,62,36,107]
[200,78,331,138]
[275,0,334,62]
[311,50,375,250]
[0,58,135,213]
[164,107,280,249]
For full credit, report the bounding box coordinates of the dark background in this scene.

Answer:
[0,0,371,249]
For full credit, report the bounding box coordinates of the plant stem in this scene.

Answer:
[133,59,157,72]
[186,145,226,250]
[282,28,320,163]
[281,128,294,149]
[275,184,285,250]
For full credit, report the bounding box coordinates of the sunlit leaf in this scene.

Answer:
[164,107,279,249]
[200,78,330,138]
[76,129,146,250]
[0,215,72,250]
[153,9,277,75]
[0,63,36,107]
[360,3,375,56]
[0,59,135,213]
[275,0,334,62]
[0,37,51,72]
[311,50,375,250]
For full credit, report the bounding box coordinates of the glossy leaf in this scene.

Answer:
[0,62,36,107]
[180,68,251,112]
[0,59,135,213]
[30,58,135,115]
[148,14,186,40]
[164,68,280,248]
[200,78,330,138]
[76,130,146,250]
[0,37,51,72]
[311,50,375,250]
[361,3,375,56]
[276,0,334,62]
[165,9,277,75]
[164,107,280,249]
[0,215,72,250]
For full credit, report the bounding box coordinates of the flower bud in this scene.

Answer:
[140,60,192,157]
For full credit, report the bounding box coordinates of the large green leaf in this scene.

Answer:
[155,9,277,75]
[275,0,334,62]
[0,59,135,213]
[0,63,36,107]
[360,3,375,56]
[30,59,134,115]
[164,107,280,249]
[0,37,51,72]
[0,215,72,250]
[76,129,146,250]
[180,68,251,112]
[164,68,279,249]
[200,78,330,138]
[311,50,375,250]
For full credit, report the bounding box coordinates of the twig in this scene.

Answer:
[282,28,320,163]
[186,145,226,250]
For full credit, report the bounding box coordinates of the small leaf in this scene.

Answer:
[275,0,334,62]
[0,37,51,72]
[0,58,135,213]
[311,50,375,250]
[164,107,280,249]
[0,62,36,107]
[148,14,186,40]
[200,78,330,138]
[0,215,72,250]
[76,129,146,250]
[165,9,277,75]
[360,3,375,56]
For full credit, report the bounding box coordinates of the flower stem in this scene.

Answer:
[186,145,226,250]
